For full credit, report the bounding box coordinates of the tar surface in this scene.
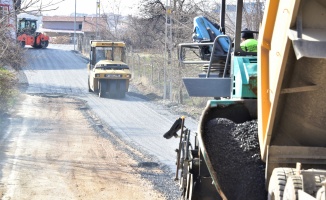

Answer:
[204,118,267,200]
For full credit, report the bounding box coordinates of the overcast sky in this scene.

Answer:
[30,0,141,16]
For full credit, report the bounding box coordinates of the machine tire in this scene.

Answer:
[41,41,48,48]
[98,80,107,98]
[108,80,117,98]
[316,186,325,200]
[20,41,25,48]
[117,80,127,99]
[118,90,126,98]
[33,44,42,49]
[268,168,295,200]
[283,175,303,200]
[88,77,92,92]
[180,154,203,200]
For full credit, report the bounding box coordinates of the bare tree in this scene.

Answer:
[0,27,25,69]
[132,0,236,49]
[109,0,122,38]
[0,0,66,66]
[125,0,266,104]
[242,0,264,32]
[0,0,67,113]
[17,0,65,15]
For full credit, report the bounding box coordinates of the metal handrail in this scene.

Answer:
[178,35,232,78]
[206,35,232,78]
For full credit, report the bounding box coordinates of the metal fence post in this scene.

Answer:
[131,49,135,79]
[137,54,140,78]
[151,61,154,84]
[170,81,172,101]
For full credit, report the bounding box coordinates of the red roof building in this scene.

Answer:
[41,16,108,38]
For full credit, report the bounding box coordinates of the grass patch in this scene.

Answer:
[0,67,19,114]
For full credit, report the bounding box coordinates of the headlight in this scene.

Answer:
[105,74,122,78]
[95,74,100,77]
[125,74,131,78]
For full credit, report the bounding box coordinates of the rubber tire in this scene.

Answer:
[98,80,107,98]
[33,45,42,49]
[117,89,126,99]
[268,168,295,200]
[117,80,127,98]
[88,77,92,92]
[283,175,303,200]
[108,80,117,98]
[20,41,25,48]
[316,186,325,200]
[41,41,48,48]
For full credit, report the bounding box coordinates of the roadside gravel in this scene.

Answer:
[0,93,181,200]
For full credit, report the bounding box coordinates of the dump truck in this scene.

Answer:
[87,40,131,98]
[17,18,49,48]
[164,0,326,199]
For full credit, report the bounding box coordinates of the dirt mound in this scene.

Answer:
[50,36,71,44]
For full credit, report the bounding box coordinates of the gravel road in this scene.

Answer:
[0,94,169,199]
[0,44,199,199]
[21,44,198,170]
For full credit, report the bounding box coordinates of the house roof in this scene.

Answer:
[40,28,84,34]
[42,16,108,33]
[43,16,84,22]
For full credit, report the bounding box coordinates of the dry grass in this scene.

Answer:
[0,67,18,114]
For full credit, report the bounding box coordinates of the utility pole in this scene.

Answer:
[164,0,172,100]
[13,0,22,39]
[74,0,76,51]
[96,0,100,39]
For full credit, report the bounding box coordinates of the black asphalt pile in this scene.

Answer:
[203,118,266,200]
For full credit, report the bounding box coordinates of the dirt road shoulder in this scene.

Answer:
[0,93,179,200]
